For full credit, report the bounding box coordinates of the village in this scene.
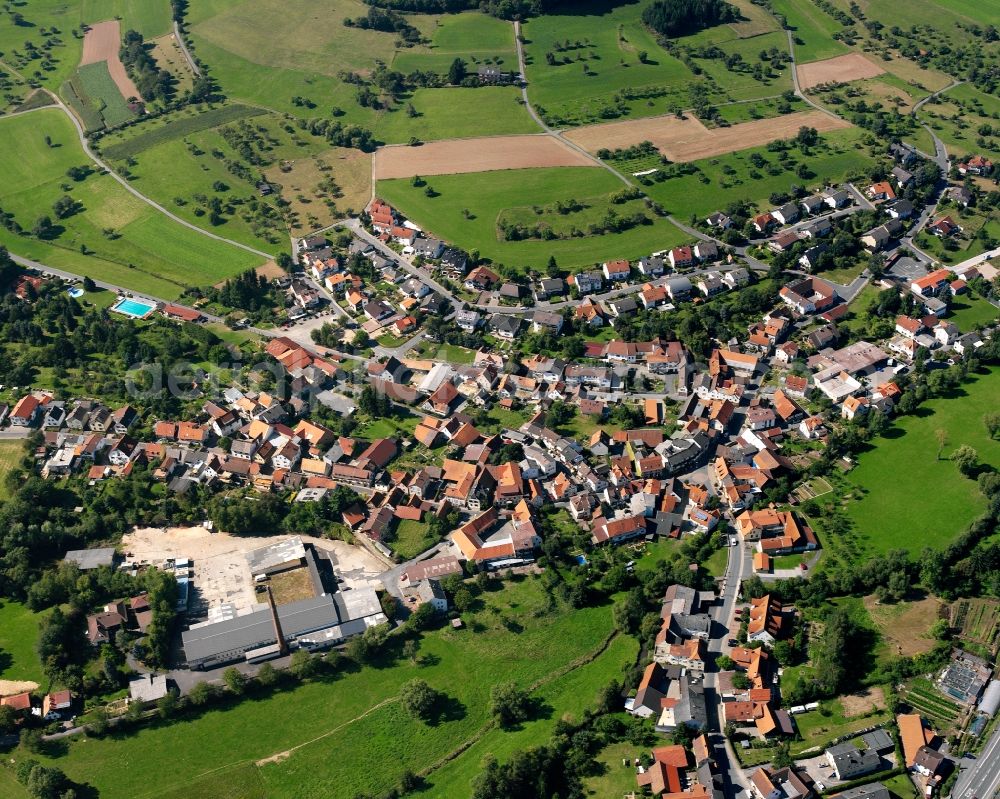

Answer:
[0,140,997,799]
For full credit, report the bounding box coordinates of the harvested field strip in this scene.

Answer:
[373,135,595,179]
[100,105,268,160]
[80,20,142,102]
[797,52,886,90]
[564,109,850,162]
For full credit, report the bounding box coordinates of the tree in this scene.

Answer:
[934,428,948,459]
[447,58,467,85]
[82,276,96,292]
[187,681,217,706]
[490,682,531,728]
[0,704,17,735]
[256,662,279,688]
[732,672,751,689]
[402,638,418,664]
[25,764,67,799]
[984,412,1000,439]
[453,586,474,613]
[85,707,109,737]
[223,667,248,695]
[952,445,979,477]
[772,740,794,769]
[32,216,56,240]
[400,678,441,721]
[289,649,320,680]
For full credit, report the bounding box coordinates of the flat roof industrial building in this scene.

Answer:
[182,588,386,670]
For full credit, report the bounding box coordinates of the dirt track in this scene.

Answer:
[564,110,850,162]
[81,20,143,101]
[374,134,595,179]
[797,53,886,90]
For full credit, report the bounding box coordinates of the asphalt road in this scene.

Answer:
[952,722,1000,799]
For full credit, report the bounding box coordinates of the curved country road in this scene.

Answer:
[8,90,273,261]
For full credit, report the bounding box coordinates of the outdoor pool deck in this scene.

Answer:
[111,297,158,319]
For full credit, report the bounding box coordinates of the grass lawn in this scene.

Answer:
[883,773,919,799]
[434,342,477,364]
[0,439,26,502]
[769,0,851,63]
[947,294,999,333]
[357,412,421,440]
[481,404,531,434]
[379,167,688,272]
[373,87,538,142]
[582,742,644,798]
[845,367,1000,555]
[0,767,31,799]
[391,519,438,560]
[703,544,730,578]
[520,1,700,127]
[0,601,47,686]
[34,577,621,799]
[790,698,891,755]
[0,109,264,298]
[643,127,875,220]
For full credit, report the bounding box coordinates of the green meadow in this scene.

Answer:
[845,367,1000,554]
[521,1,697,126]
[643,127,875,219]
[391,12,517,74]
[0,109,263,299]
[379,166,689,271]
[0,600,46,686]
[27,578,624,799]
[768,0,851,63]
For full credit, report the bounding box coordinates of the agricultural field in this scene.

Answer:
[520,1,698,127]
[100,111,354,249]
[641,127,876,220]
[844,366,1000,556]
[391,12,517,74]
[0,600,46,687]
[951,598,1000,656]
[0,0,172,91]
[900,677,962,731]
[0,109,263,299]
[184,0,536,139]
[27,577,624,799]
[769,0,851,63]
[68,60,136,130]
[378,166,689,272]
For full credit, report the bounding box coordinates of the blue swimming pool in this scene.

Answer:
[112,297,157,318]
[67,287,84,298]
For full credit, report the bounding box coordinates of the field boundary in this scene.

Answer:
[81,20,142,102]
